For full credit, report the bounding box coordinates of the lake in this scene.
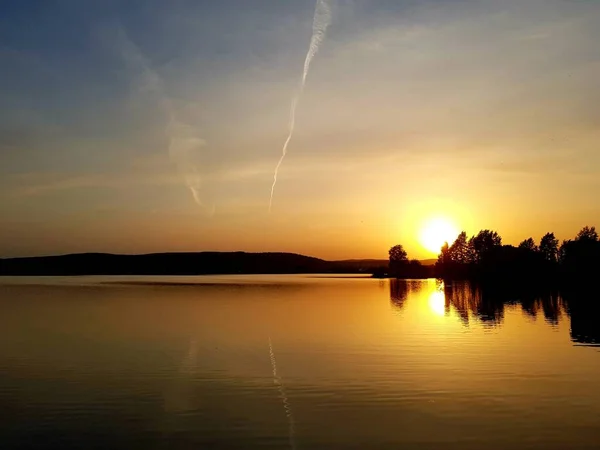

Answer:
[1,275,599,449]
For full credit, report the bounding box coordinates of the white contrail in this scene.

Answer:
[269,337,296,450]
[269,0,332,212]
[114,26,213,215]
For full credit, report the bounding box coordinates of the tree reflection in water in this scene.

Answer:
[389,279,600,346]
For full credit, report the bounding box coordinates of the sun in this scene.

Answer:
[419,217,459,254]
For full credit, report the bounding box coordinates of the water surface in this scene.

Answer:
[1,275,599,449]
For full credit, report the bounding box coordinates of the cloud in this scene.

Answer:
[99,23,220,212]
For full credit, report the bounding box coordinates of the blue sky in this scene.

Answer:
[1,0,600,258]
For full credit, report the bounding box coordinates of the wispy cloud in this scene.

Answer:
[102,23,215,213]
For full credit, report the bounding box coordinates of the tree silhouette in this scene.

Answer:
[560,227,600,279]
[432,224,600,288]
[388,245,433,278]
[575,226,598,242]
[389,245,408,265]
[559,239,570,264]
[449,231,472,263]
[435,231,476,279]
[539,232,559,263]
[470,230,502,263]
[518,237,538,252]
[389,245,408,276]
[438,241,451,266]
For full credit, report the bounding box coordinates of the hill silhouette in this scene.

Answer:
[0,252,389,276]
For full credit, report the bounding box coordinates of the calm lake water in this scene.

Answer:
[1,275,600,449]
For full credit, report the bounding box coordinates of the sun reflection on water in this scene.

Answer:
[429,289,446,316]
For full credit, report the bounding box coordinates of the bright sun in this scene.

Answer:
[419,217,459,254]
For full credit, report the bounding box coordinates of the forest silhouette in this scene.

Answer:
[386,226,600,284]
[386,226,600,344]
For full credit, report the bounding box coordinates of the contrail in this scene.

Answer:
[113,26,213,214]
[269,337,296,450]
[269,0,332,212]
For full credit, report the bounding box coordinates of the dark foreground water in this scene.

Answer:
[1,275,599,449]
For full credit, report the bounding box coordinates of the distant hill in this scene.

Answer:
[0,252,439,276]
[333,258,437,269]
[331,259,388,272]
[0,252,329,276]
[420,259,437,266]
[0,252,391,276]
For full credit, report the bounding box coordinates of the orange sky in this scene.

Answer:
[1,1,599,260]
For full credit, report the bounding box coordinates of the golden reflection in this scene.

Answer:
[429,289,446,316]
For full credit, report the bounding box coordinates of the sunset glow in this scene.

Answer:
[1,1,599,262]
[2,1,600,448]
[419,218,460,255]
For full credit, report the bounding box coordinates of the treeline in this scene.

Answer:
[436,226,600,282]
[383,245,437,278]
[383,226,600,282]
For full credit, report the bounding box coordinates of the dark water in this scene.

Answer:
[1,275,600,449]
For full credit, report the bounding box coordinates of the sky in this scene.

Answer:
[1,0,599,260]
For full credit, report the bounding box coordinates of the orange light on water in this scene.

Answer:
[429,289,446,316]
